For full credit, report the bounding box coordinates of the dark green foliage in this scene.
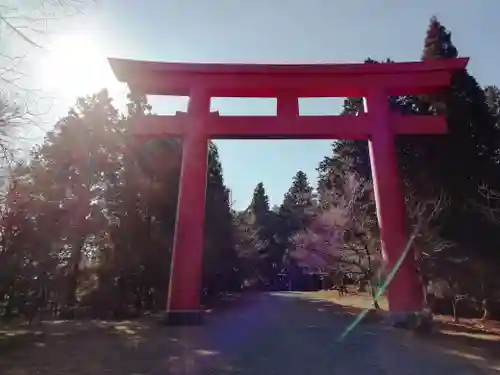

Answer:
[203,143,242,296]
[2,17,500,323]
[279,171,315,233]
[0,90,240,320]
[276,171,317,289]
[242,182,282,288]
[248,182,270,222]
[315,17,500,319]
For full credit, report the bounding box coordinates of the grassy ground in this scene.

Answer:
[300,290,500,372]
[298,289,389,311]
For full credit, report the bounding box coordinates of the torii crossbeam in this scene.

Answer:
[109,57,468,325]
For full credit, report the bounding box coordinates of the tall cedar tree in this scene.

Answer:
[279,171,315,234]
[203,142,241,296]
[0,90,240,319]
[245,182,283,288]
[317,18,500,318]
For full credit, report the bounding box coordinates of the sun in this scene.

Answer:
[40,33,119,98]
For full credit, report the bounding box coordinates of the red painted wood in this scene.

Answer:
[119,70,455,98]
[366,91,423,312]
[390,114,448,134]
[167,131,208,312]
[109,57,468,318]
[109,57,467,76]
[131,113,447,139]
[167,90,210,313]
[277,93,299,117]
[109,57,468,97]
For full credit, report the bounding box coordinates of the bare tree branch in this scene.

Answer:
[473,183,500,224]
[0,14,44,49]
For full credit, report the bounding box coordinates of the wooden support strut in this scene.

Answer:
[131,113,448,140]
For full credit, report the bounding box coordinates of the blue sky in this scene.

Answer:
[27,0,500,210]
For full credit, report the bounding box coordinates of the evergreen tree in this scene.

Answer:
[240,182,283,289]
[248,182,270,223]
[422,16,458,60]
[484,85,500,122]
[277,171,317,290]
[0,89,243,319]
[315,17,500,318]
[321,18,500,228]
[419,19,500,317]
[415,17,500,203]
[203,142,242,297]
[279,171,315,233]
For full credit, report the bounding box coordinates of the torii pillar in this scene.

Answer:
[366,90,422,314]
[165,91,210,325]
[109,57,468,325]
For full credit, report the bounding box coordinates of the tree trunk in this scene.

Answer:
[66,238,85,317]
[66,185,90,318]
[451,297,459,323]
[479,273,491,321]
[357,279,367,292]
[321,277,327,291]
[368,281,380,309]
[3,290,15,320]
[419,263,430,310]
[481,298,490,321]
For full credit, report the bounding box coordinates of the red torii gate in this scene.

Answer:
[109,57,468,325]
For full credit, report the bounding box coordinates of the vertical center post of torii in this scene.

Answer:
[277,93,299,117]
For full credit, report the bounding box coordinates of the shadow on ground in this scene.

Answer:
[420,320,500,370]
[0,292,497,375]
[296,291,500,373]
[0,293,262,375]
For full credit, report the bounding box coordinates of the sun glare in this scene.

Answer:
[40,33,119,98]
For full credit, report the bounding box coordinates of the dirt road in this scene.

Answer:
[0,292,496,374]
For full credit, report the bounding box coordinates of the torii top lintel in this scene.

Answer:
[108,57,468,140]
[108,57,468,98]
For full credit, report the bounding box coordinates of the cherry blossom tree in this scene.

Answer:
[292,173,382,307]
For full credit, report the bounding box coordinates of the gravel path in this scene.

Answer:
[0,292,495,374]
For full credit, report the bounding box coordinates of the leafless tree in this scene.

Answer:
[292,173,383,307]
[404,189,454,311]
[0,1,96,184]
[1,1,95,86]
[292,171,452,310]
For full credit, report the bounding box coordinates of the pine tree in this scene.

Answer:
[276,171,317,290]
[419,19,500,318]
[417,17,500,198]
[422,16,458,60]
[247,182,272,252]
[317,97,370,204]
[241,182,284,289]
[248,182,270,223]
[0,89,245,319]
[126,92,152,118]
[484,85,500,121]
[315,18,500,317]
[279,171,315,233]
[322,18,500,222]
[203,142,242,296]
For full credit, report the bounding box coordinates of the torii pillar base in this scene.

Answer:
[366,91,425,329]
[160,311,204,326]
[161,93,210,326]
